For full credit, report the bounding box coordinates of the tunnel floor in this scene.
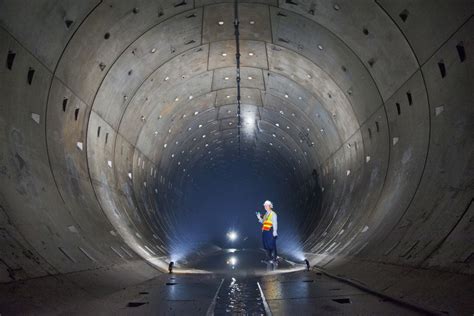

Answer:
[64,269,425,315]
[56,249,426,315]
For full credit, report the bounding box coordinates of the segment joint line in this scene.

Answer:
[234,0,242,155]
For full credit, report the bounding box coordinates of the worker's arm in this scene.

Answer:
[273,213,278,237]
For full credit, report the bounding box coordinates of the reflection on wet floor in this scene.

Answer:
[192,248,299,276]
[213,277,266,315]
[193,248,296,315]
[68,249,427,315]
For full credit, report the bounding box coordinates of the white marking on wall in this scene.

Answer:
[76,142,83,150]
[327,242,338,252]
[144,245,156,255]
[67,225,78,233]
[110,246,124,258]
[120,246,134,258]
[31,113,40,124]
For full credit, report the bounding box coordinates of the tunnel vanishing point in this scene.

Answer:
[0,0,473,315]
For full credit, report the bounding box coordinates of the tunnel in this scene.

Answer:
[0,0,473,315]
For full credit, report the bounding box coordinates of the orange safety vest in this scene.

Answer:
[262,211,274,231]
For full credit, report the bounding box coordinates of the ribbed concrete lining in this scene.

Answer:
[0,0,472,314]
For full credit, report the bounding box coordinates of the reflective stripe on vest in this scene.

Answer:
[262,211,273,231]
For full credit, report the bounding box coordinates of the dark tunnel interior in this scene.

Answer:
[0,0,473,314]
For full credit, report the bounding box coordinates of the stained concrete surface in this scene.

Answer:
[0,0,473,315]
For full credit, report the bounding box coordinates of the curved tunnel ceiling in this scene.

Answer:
[0,0,472,314]
[85,1,377,266]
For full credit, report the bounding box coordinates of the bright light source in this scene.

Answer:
[227,256,237,265]
[227,231,238,241]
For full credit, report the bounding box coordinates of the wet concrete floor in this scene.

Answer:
[68,249,428,315]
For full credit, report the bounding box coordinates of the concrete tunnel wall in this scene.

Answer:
[0,0,472,314]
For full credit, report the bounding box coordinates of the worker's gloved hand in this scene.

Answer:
[273,232,278,238]
[256,212,262,220]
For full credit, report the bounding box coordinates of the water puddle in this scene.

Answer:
[213,277,266,315]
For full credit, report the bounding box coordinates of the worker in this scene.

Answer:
[256,200,278,263]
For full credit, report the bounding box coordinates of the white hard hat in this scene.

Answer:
[263,200,273,208]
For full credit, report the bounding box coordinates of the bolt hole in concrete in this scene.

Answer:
[27,67,35,85]
[127,302,148,307]
[332,298,351,304]
[438,60,447,78]
[407,91,413,105]
[399,9,409,22]
[64,19,73,28]
[6,50,16,69]
[456,41,466,62]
